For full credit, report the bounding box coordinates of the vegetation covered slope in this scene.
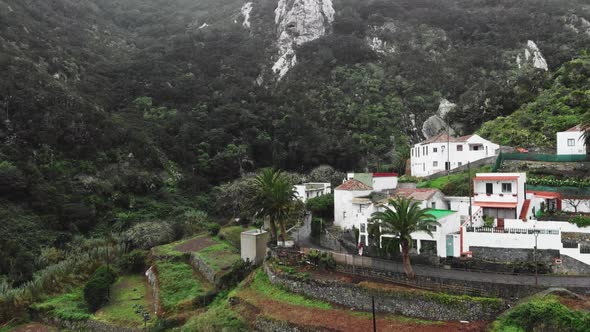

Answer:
[1,0,590,288]
[479,55,590,150]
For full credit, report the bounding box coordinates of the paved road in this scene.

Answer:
[314,249,590,289]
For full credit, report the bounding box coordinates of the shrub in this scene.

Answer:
[83,266,117,312]
[218,226,245,249]
[569,215,590,228]
[483,216,495,228]
[306,194,334,220]
[310,217,324,239]
[124,221,175,249]
[118,250,148,274]
[207,223,221,236]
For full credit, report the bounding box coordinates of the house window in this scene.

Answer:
[486,183,493,195]
[458,162,463,167]
[502,183,512,193]
[457,145,463,151]
[433,147,438,153]
[360,223,366,233]
[433,161,438,167]
[431,202,436,209]
[568,138,575,147]
[411,149,414,157]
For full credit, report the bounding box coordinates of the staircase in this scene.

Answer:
[520,199,531,221]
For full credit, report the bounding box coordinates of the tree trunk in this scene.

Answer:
[279,220,288,247]
[401,240,415,278]
[269,217,278,242]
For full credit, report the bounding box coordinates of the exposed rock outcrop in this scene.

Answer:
[241,2,253,29]
[516,40,548,71]
[272,0,335,78]
[421,99,456,139]
[564,14,590,36]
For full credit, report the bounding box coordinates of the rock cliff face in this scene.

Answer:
[241,2,253,28]
[516,40,548,71]
[272,0,335,78]
[422,99,457,139]
[564,14,590,36]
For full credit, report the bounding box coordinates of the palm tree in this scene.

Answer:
[251,168,299,244]
[370,197,439,278]
[581,111,590,148]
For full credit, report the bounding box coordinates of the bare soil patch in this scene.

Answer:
[174,236,216,253]
[556,294,590,312]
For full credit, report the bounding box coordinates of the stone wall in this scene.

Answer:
[555,255,590,275]
[190,253,218,286]
[33,314,140,332]
[502,160,590,177]
[265,264,506,322]
[255,317,313,332]
[335,264,539,299]
[470,246,559,265]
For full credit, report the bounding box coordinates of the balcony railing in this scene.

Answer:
[465,226,559,235]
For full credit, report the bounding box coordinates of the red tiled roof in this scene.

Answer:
[527,191,561,199]
[474,202,517,208]
[373,172,399,177]
[335,179,373,191]
[565,125,583,132]
[390,188,440,201]
[474,176,519,181]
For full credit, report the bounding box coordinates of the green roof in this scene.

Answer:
[425,209,456,220]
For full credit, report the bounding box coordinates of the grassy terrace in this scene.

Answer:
[31,275,153,328]
[155,260,213,313]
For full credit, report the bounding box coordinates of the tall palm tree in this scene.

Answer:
[370,197,439,278]
[251,168,299,243]
[581,111,590,148]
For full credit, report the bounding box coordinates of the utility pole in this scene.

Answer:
[468,161,473,226]
[533,225,539,286]
[372,296,377,332]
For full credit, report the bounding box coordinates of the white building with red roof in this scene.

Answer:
[410,133,499,177]
[557,125,587,155]
[473,173,527,221]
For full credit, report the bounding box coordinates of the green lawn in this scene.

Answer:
[94,275,153,327]
[156,261,213,312]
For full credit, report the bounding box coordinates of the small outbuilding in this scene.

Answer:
[240,229,269,265]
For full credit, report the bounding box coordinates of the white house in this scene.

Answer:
[473,173,527,221]
[346,172,398,192]
[334,179,374,231]
[557,125,587,155]
[294,183,331,203]
[410,133,500,177]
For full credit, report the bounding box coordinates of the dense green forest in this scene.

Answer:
[0,0,589,287]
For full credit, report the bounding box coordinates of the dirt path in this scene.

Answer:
[238,289,488,332]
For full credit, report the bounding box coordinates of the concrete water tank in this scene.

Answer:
[240,229,269,265]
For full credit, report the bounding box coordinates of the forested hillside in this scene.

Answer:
[0,0,589,286]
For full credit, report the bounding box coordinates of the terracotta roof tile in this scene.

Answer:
[335,179,373,191]
[387,188,441,201]
[565,125,583,132]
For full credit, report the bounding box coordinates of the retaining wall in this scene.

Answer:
[264,264,506,322]
[190,253,218,286]
[33,313,141,332]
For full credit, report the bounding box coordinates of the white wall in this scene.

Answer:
[294,183,331,203]
[562,199,590,213]
[372,176,398,192]
[463,228,562,251]
[557,130,586,155]
[334,189,373,230]
[410,134,499,177]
